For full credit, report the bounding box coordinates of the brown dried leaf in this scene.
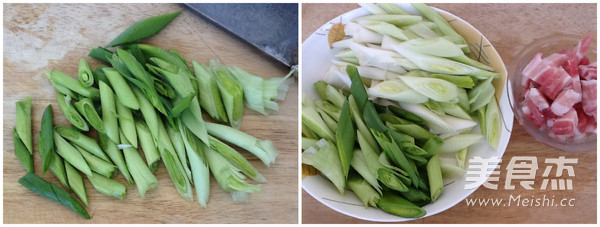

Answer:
[302,163,320,179]
[328,23,345,49]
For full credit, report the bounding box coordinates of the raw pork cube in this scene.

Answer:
[526,87,550,110]
[586,114,597,133]
[581,80,597,118]
[551,108,578,135]
[522,53,544,86]
[525,98,546,128]
[560,50,579,77]
[580,55,591,65]
[579,63,597,80]
[550,89,581,116]
[575,105,588,133]
[537,67,572,99]
[543,53,567,67]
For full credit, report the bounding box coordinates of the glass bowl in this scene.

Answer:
[507,34,597,153]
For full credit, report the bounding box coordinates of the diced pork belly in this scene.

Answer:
[543,53,568,67]
[579,63,597,80]
[560,50,579,77]
[525,98,546,128]
[575,33,593,62]
[528,63,554,83]
[586,114,597,133]
[580,55,590,65]
[570,75,582,93]
[581,80,597,118]
[551,108,578,135]
[537,67,572,99]
[526,87,550,110]
[575,105,589,133]
[522,52,544,86]
[551,89,582,116]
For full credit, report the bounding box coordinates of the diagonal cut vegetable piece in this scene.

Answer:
[206,122,280,167]
[65,160,88,206]
[13,128,33,172]
[99,133,133,184]
[39,105,55,174]
[103,68,140,110]
[99,81,119,143]
[302,139,345,194]
[15,96,33,154]
[55,126,111,163]
[180,123,210,207]
[107,11,181,47]
[74,98,105,133]
[78,58,94,87]
[53,131,92,177]
[87,172,126,200]
[19,172,90,219]
[205,144,261,201]
[120,133,157,197]
[336,100,355,179]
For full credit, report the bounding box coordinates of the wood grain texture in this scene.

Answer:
[302,3,596,224]
[4,3,298,224]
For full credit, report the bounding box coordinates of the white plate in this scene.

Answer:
[302,4,514,222]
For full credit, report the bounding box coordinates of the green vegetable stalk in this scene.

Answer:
[116,48,168,116]
[103,67,140,110]
[206,122,279,167]
[427,154,444,202]
[209,136,266,183]
[167,121,192,180]
[135,121,160,172]
[99,81,119,143]
[74,144,117,179]
[133,88,160,141]
[99,133,133,185]
[192,61,226,121]
[48,153,70,190]
[180,125,210,207]
[38,105,55,174]
[87,172,127,200]
[213,66,244,129]
[336,100,356,179]
[46,70,100,99]
[302,139,345,194]
[347,172,380,208]
[120,133,157,197]
[74,98,105,133]
[388,105,428,127]
[56,91,90,131]
[13,128,33,172]
[55,126,111,163]
[107,11,181,47]
[156,118,193,201]
[15,96,32,154]
[78,58,94,87]
[302,98,335,142]
[205,144,261,201]
[65,161,89,207]
[19,172,90,219]
[53,131,92,177]
[147,57,209,144]
[115,98,138,148]
[377,188,426,218]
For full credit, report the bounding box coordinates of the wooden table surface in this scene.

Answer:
[4,3,298,224]
[302,3,597,224]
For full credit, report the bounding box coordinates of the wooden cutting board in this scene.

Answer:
[4,3,298,224]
